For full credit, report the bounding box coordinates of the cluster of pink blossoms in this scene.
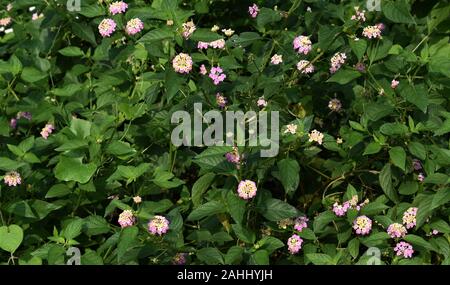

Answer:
[394,241,414,259]
[287,234,303,254]
[248,4,259,18]
[237,180,257,200]
[225,146,241,165]
[257,97,267,107]
[10,111,32,129]
[172,53,193,74]
[209,66,226,85]
[328,98,342,112]
[353,215,372,235]
[329,52,346,73]
[118,210,135,228]
[40,123,54,139]
[215,93,228,108]
[297,60,314,74]
[333,195,368,216]
[148,215,170,235]
[402,207,418,229]
[308,129,324,145]
[3,171,21,187]
[199,64,207,75]
[387,223,407,238]
[391,79,399,89]
[293,35,312,55]
[197,39,226,50]
[270,54,283,65]
[0,17,12,27]
[294,216,309,232]
[173,253,187,265]
[109,1,128,15]
[98,19,117,37]
[181,20,196,39]
[362,25,382,39]
[350,6,366,22]
[126,18,144,35]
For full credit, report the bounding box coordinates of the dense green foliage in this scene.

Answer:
[0,0,449,265]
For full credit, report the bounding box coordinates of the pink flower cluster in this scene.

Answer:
[328,98,342,112]
[172,53,193,74]
[353,215,372,235]
[287,234,303,254]
[402,207,418,229]
[3,171,21,187]
[333,201,350,217]
[248,4,259,18]
[329,52,346,73]
[209,66,226,85]
[10,111,32,129]
[225,146,240,164]
[387,223,407,239]
[197,39,226,50]
[216,93,228,108]
[182,20,196,39]
[173,253,187,265]
[109,1,128,15]
[0,17,12,27]
[297,60,314,74]
[199,64,207,75]
[394,241,414,258]
[391,79,399,89]
[40,123,54,139]
[257,97,267,107]
[148,215,170,235]
[362,25,382,39]
[270,54,283,65]
[350,6,366,22]
[118,210,135,228]
[237,180,257,200]
[294,216,309,232]
[293,35,312,55]
[98,19,117,37]
[126,18,144,35]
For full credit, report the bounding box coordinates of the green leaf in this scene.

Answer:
[231,224,255,244]
[224,246,244,264]
[45,184,72,198]
[382,0,414,24]
[349,39,367,60]
[430,220,450,234]
[248,250,269,265]
[225,191,246,225]
[404,234,436,252]
[191,173,215,207]
[58,46,84,57]
[277,158,300,194]
[360,232,390,247]
[196,247,224,265]
[327,69,362,84]
[257,236,284,254]
[256,8,282,28]
[313,210,336,233]
[408,142,427,160]
[21,67,47,83]
[0,157,25,171]
[380,123,409,136]
[379,164,399,203]
[363,142,382,155]
[389,146,406,171]
[83,215,111,236]
[70,118,92,139]
[190,28,222,42]
[398,181,419,195]
[138,28,173,43]
[54,156,97,184]
[0,225,24,253]
[229,32,261,47]
[117,226,139,264]
[187,201,225,221]
[431,188,450,209]
[360,202,389,215]
[306,253,334,265]
[62,219,83,240]
[348,238,360,259]
[256,198,298,221]
[72,22,97,46]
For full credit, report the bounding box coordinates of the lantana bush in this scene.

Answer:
[0,0,449,265]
